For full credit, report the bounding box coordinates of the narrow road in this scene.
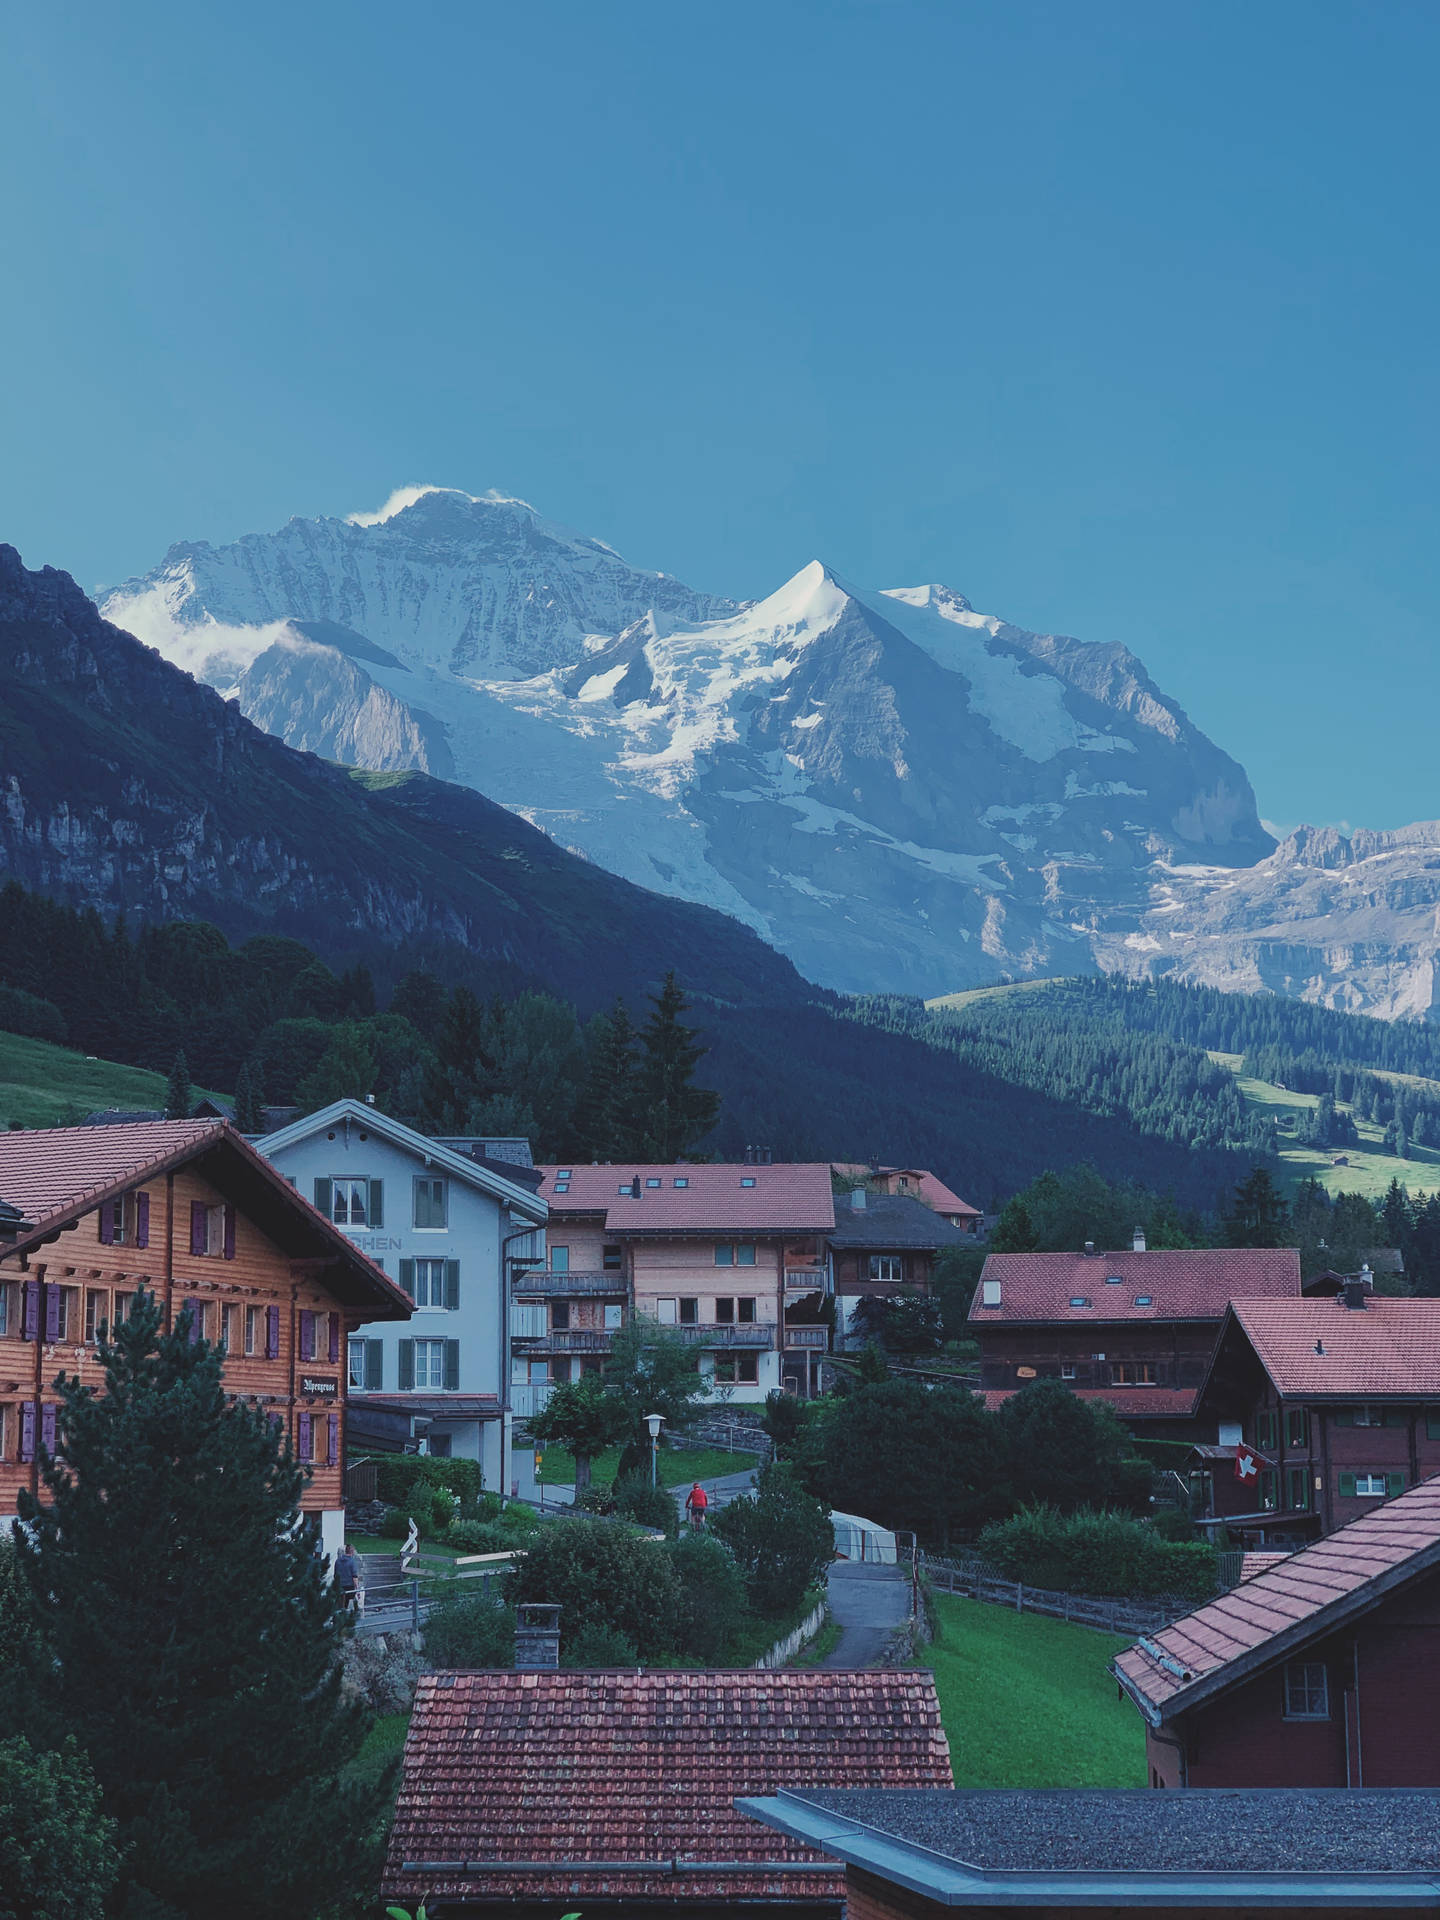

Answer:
[822,1560,911,1666]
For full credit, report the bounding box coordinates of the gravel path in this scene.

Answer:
[822,1560,911,1666]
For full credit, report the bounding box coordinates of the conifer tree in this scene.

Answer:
[9,1292,387,1920]
[421,986,497,1129]
[231,1058,266,1133]
[634,972,720,1161]
[573,999,641,1160]
[164,1049,193,1120]
[1223,1165,1292,1248]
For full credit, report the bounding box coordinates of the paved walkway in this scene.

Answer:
[822,1560,911,1666]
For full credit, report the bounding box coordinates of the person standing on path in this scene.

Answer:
[684,1482,709,1531]
[334,1540,361,1612]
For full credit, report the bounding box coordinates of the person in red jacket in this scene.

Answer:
[685,1482,709,1531]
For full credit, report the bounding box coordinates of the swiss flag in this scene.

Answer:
[1234,1444,1261,1484]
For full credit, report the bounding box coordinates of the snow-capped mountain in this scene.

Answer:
[104,487,1278,999]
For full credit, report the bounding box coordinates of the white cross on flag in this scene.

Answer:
[1234,1444,1261,1483]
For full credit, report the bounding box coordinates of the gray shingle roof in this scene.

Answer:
[827,1192,970,1250]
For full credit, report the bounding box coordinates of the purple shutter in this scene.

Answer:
[299,1310,315,1362]
[22,1280,39,1341]
[190,1202,207,1257]
[20,1402,35,1462]
[266,1305,280,1360]
[41,1403,56,1455]
[222,1204,236,1261]
[328,1313,340,1364]
[186,1299,203,1344]
[44,1284,60,1343]
[135,1192,150,1250]
[98,1200,115,1246]
[297,1411,312,1462]
[326,1414,337,1466]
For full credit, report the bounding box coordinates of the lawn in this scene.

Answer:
[0,1029,228,1128]
[346,1709,411,1795]
[531,1444,754,1490]
[925,1594,1145,1787]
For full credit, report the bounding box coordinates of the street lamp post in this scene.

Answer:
[645,1411,664,1489]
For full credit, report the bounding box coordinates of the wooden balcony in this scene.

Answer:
[665,1323,774,1351]
[512,1270,627,1295]
[783,1325,829,1351]
[510,1329,614,1355]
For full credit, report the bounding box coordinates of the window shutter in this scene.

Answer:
[44,1285,61,1342]
[326,1414,337,1466]
[366,1338,384,1390]
[22,1280,39,1340]
[98,1200,115,1246]
[1339,1472,1357,1497]
[328,1313,340,1364]
[369,1179,384,1228]
[398,1259,415,1298]
[190,1202,207,1257]
[1387,1471,1406,1497]
[222,1205,236,1260]
[444,1260,460,1312]
[266,1304,280,1360]
[185,1300,203,1344]
[299,1310,315,1361]
[397,1340,415,1391]
[20,1402,36,1462]
[314,1178,332,1218]
[41,1403,56,1455]
[444,1339,460,1391]
[298,1412,312,1462]
[135,1192,149,1249]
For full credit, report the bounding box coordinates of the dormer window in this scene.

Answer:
[673,1177,689,1188]
[1105,1274,1123,1285]
[741,1177,756,1188]
[1069,1296,1091,1308]
[1135,1294,1154,1306]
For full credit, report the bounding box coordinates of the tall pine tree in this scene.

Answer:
[9,1292,388,1920]
[635,972,720,1161]
[1223,1165,1292,1247]
[573,999,642,1161]
[164,1050,193,1121]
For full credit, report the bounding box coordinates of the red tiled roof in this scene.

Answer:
[383,1668,952,1906]
[1113,1473,1440,1719]
[0,1120,224,1225]
[1240,1550,1293,1582]
[539,1162,836,1233]
[879,1168,981,1217]
[1230,1297,1440,1395]
[969,1248,1301,1325]
[981,1385,1199,1418]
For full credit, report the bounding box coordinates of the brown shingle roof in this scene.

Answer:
[539,1162,837,1233]
[383,1668,952,1906]
[1113,1474,1440,1721]
[970,1248,1300,1325]
[1231,1296,1440,1395]
[0,1120,224,1225]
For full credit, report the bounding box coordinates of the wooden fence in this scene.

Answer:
[922,1554,1196,1637]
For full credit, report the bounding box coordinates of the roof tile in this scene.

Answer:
[1232,1297,1440,1394]
[0,1120,224,1225]
[972,1249,1300,1325]
[539,1162,836,1233]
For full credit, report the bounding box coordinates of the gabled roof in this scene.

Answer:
[539,1161,836,1233]
[832,1164,982,1217]
[981,1385,1199,1419]
[1226,1296,1440,1396]
[828,1191,971,1250]
[383,1668,951,1908]
[0,1121,412,1319]
[258,1100,547,1220]
[969,1248,1300,1325]
[1113,1474,1440,1724]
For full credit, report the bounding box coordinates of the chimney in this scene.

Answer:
[515,1603,561,1670]
[1341,1271,1369,1311]
[1083,1240,1095,1256]
[630,1175,641,1199]
[1132,1227,1146,1254]
[851,1186,867,1211]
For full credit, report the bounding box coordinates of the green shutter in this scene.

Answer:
[365,1338,384,1391]
[313,1177,332,1218]
[444,1260,460,1312]
[397,1340,414,1391]
[1339,1472,1357,1497]
[1387,1472,1406,1497]
[1334,1409,1354,1428]
[369,1179,384,1227]
[444,1340,460,1391]
[1427,1408,1440,1441]
[398,1259,415,1298]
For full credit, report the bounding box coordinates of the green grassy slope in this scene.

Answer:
[925,1594,1144,1786]
[0,1030,227,1128]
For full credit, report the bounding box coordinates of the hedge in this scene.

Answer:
[371,1455,482,1512]
[977,1505,1218,1603]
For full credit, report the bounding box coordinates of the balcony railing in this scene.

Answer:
[511,1381,553,1418]
[665,1323,774,1350]
[783,1326,829,1351]
[512,1270,627,1295]
[510,1329,614,1355]
[784,1268,830,1292]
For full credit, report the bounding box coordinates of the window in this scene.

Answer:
[1283,1661,1330,1720]
[190,1202,234,1258]
[1286,1466,1310,1510]
[98,1191,150,1249]
[603,1304,623,1331]
[716,1297,734,1324]
[1068,1296,1091,1308]
[715,1244,733,1267]
[1259,1469,1278,1512]
[412,1339,448,1390]
[554,1182,569,1194]
[1134,1295,1154,1306]
[1351,1472,1396,1497]
[714,1353,760,1384]
[513,1302,546,1337]
[220,1304,239,1353]
[980,1279,1001,1307]
[53,1288,77,1343]
[1060,1364,1076,1381]
[714,1244,756,1266]
[549,1358,573,1384]
[673,1177,689,1188]
[0,1282,14,1338]
[657,1298,678,1326]
[245,1305,261,1357]
[413,1177,447,1230]
[602,1245,622,1270]
[869,1255,903,1282]
[741,1176,756,1188]
[1286,1408,1309,1449]
[413,1259,451,1308]
[85,1289,106,1344]
[645,1178,662,1188]
[679,1297,698,1325]
[1336,1405,1406,1429]
[738,1297,756,1323]
[1105,1274,1123,1285]
[113,1293,134,1329]
[550,1246,570,1274]
[556,1170,572,1180]
[330,1179,373,1228]
[1110,1361,1157,1385]
[551,1302,570,1332]
[349,1339,368,1389]
[1255,1409,1280,1451]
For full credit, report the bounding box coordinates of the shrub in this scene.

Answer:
[712,1463,833,1617]
[665,1533,746,1663]
[977,1506,1218,1602]
[1150,1505,1198,1543]
[340,1635,426,1713]
[507,1519,681,1658]
[612,1472,679,1537]
[423,1592,515,1668]
[372,1455,483,1512]
[574,1485,618,1516]
[403,1486,439,1538]
[561,1621,640,1667]
[496,1502,542,1535]
[378,1505,408,1538]
[445,1520,510,1554]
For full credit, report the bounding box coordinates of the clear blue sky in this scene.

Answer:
[4,1,1439,831]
